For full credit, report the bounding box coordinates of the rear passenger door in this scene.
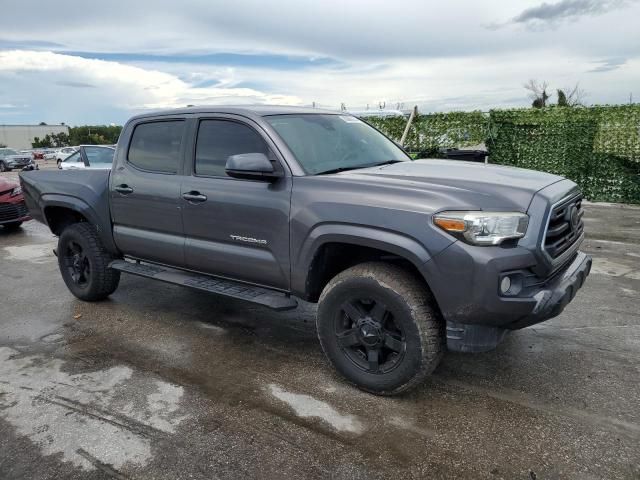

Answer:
[181,116,292,290]
[110,119,187,266]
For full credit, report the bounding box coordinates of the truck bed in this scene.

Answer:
[19,169,116,251]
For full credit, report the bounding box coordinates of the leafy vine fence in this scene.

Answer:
[361,105,640,203]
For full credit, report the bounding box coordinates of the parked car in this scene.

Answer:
[20,106,591,395]
[43,149,59,161]
[0,148,38,172]
[54,147,79,167]
[58,145,115,170]
[0,176,30,230]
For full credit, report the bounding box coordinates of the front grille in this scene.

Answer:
[544,194,584,259]
[0,201,29,222]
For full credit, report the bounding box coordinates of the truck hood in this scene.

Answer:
[338,159,565,211]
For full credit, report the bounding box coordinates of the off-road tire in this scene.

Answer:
[58,222,120,301]
[317,262,444,395]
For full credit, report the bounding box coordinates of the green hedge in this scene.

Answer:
[361,105,640,203]
[365,111,487,156]
[487,106,640,203]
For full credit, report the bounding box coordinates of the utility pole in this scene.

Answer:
[400,105,418,148]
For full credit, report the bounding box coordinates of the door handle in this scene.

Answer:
[182,191,207,203]
[114,184,134,194]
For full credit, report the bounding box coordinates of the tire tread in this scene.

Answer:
[58,222,120,301]
[318,261,444,395]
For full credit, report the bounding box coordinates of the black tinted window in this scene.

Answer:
[128,121,184,173]
[195,120,269,177]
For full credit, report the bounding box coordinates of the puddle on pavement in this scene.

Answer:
[267,384,364,434]
[3,244,56,264]
[0,346,189,472]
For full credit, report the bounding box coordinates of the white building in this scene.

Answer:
[0,124,70,149]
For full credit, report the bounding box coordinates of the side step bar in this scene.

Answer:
[109,259,298,311]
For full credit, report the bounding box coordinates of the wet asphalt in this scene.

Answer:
[1,186,639,479]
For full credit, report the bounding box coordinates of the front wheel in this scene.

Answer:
[57,159,63,169]
[317,262,444,395]
[0,162,9,172]
[58,223,120,301]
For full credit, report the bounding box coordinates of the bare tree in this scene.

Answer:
[524,79,550,108]
[557,83,586,107]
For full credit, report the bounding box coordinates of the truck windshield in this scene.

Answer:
[265,114,410,175]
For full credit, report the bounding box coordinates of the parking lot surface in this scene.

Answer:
[1,190,639,479]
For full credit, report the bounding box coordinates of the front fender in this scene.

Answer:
[291,223,441,297]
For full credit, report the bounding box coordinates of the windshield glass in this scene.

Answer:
[1,149,19,156]
[265,114,410,175]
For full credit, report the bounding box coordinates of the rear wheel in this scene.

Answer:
[58,223,120,301]
[0,162,9,172]
[317,262,444,395]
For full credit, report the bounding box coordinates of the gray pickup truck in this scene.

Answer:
[20,106,591,395]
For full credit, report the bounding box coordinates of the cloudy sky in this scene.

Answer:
[0,0,638,125]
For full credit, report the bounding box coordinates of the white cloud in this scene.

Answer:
[0,50,301,123]
[0,0,639,123]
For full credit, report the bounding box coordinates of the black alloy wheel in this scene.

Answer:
[63,240,91,287]
[335,298,406,374]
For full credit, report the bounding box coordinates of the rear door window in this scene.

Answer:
[128,120,185,173]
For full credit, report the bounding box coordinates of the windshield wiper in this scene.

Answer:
[314,160,404,176]
[314,166,367,175]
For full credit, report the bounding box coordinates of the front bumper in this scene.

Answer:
[422,239,591,352]
[0,201,31,225]
[508,251,591,329]
[6,160,33,169]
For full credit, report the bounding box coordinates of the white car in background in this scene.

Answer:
[58,145,115,170]
[54,147,79,167]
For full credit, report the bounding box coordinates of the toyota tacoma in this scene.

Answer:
[20,106,591,395]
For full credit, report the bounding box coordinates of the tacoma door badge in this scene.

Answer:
[230,235,268,245]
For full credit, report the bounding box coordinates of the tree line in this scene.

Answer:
[32,125,123,148]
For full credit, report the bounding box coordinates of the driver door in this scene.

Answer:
[181,116,292,290]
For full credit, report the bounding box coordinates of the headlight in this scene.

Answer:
[10,186,22,197]
[433,211,528,245]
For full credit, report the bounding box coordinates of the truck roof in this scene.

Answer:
[128,105,341,121]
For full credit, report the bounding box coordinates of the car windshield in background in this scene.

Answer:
[1,149,20,156]
[265,114,410,175]
[85,146,115,165]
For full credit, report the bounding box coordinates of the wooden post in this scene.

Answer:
[400,105,418,148]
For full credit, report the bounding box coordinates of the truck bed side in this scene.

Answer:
[19,169,118,254]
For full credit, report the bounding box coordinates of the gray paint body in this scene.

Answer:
[20,106,590,336]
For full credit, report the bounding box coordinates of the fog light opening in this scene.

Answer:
[500,276,512,295]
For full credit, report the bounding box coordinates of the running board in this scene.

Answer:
[109,260,298,311]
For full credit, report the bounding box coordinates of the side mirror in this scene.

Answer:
[225,153,282,181]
